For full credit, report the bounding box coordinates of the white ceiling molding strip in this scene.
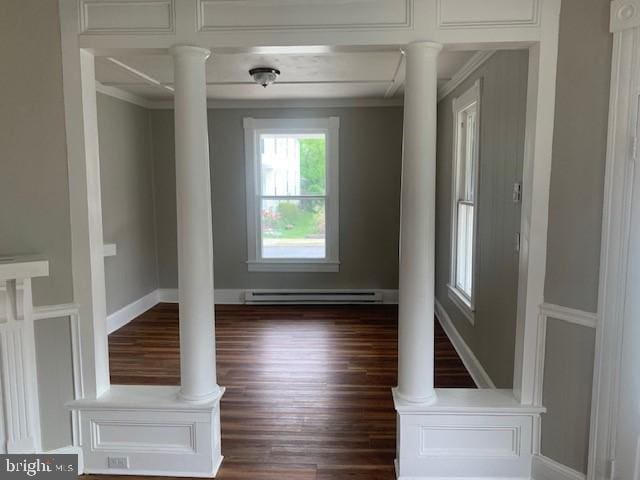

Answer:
[437,50,497,102]
[384,50,406,98]
[153,97,404,110]
[104,57,174,92]
[95,82,157,109]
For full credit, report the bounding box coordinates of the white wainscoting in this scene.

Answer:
[393,388,544,480]
[531,454,586,480]
[69,385,223,477]
[434,299,496,389]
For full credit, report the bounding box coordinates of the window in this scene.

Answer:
[448,80,480,323]
[244,117,340,272]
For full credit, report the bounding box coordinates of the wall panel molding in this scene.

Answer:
[79,0,175,34]
[196,0,413,32]
[437,0,540,29]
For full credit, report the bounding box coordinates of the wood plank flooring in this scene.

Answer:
[91,304,474,480]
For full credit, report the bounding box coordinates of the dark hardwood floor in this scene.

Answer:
[91,304,474,480]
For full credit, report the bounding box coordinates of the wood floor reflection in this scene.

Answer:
[92,304,475,480]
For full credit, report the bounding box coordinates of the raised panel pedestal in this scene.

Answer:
[70,385,224,477]
[394,389,544,480]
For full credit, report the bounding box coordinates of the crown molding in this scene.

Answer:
[95,82,157,109]
[437,50,497,102]
[95,86,404,110]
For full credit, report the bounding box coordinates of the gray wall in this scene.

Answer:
[97,94,159,315]
[540,0,612,472]
[435,50,529,388]
[542,319,596,472]
[0,1,74,450]
[151,107,403,290]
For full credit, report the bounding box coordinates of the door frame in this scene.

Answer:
[588,5,640,480]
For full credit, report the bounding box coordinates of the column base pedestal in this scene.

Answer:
[393,388,544,480]
[69,385,224,477]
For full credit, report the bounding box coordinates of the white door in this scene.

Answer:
[612,96,640,480]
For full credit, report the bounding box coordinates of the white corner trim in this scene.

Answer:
[106,290,159,334]
[434,298,496,388]
[438,50,497,102]
[539,303,598,329]
[95,81,156,109]
[532,454,586,480]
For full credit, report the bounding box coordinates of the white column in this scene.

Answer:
[170,45,219,402]
[396,41,442,404]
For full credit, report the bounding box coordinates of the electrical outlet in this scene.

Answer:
[107,457,129,469]
[512,182,522,202]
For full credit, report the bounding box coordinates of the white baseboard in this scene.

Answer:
[108,288,399,333]
[157,288,398,305]
[434,298,496,389]
[531,454,585,480]
[107,290,159,334]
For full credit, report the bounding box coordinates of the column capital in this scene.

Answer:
[169,44,211,60]
[405,41,443,56]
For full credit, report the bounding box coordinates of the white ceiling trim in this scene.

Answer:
[437,50,497,102]
[94,83,403,110]
[384,51,406,98]
[103,57,174,93]
[96,82,157,109]
[100,80,392,87]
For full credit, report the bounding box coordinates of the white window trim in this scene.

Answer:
[244,117,340,273]
[448,79,481,324]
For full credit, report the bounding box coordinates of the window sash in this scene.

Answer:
[450,80,480,313]
[455,201,475,300]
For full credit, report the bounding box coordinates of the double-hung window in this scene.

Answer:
[244,117,340,272]
[449,80,480,323]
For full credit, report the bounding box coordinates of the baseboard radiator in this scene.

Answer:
[244,290,383,304]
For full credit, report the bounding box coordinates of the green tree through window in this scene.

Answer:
[300,138,326,195]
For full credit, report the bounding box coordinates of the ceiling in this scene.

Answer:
[95,49,478,102]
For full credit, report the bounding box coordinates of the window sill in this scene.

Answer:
[247,260,340,273]
[447,284,475,325]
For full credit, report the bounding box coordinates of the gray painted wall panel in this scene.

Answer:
[34,318,75,450]
[0,0,73,306]
[541,319,595,472]
[0,1,75,450]
[98,94,159,315]
[435,50,529,388]
[544,0,611,313]
[151,107,403,290]
[540,0,612,471]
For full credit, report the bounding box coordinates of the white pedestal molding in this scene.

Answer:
[0,256,49,453]
[69,385,224,477]
[393,389,544,480]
